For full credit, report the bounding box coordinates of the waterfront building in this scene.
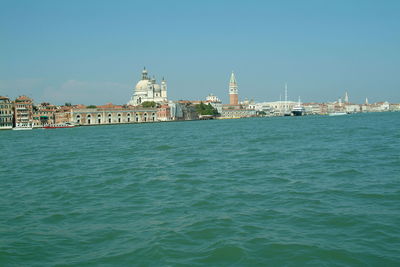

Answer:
[71,104,158,125]
[259,101,297,115]
[157,104,172,121]
[389,103,400,111]
[344,103,361,113]
[14,96,33,128]
[229,72,238,105]
[54,106,73,124]
[32,102,58,127]
[327,102,345,113]
[0,96,14,130]
[128,67,167,106]
[221,106,256,118]
[302,103,323,115]
[369,101,390,112]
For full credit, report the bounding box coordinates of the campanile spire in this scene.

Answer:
[229,71,238,105]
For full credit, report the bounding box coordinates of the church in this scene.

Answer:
[128,68,168,106]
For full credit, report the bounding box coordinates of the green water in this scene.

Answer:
[1,112,399,266]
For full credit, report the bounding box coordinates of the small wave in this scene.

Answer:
[329,168,363,177]
[154,145,174,150]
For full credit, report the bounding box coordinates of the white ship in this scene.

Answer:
[12,123,33,130]
[291,97,305,116]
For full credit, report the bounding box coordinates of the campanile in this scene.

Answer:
[229,72,238,105]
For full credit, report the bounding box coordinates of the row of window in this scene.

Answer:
[0,123,12,127]
[0,117,12,122]
[0,110,13,115]
[15,104,31,108]
[76,113,156,118]
[77,116,156,124]
[0,105,12,109]
[34,111,52,114]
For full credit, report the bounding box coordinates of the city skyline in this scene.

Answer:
[1,0,399,105]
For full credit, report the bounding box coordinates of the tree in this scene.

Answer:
[87,105,97,108]
[141,101,157,108]
[65,102,72,106]
[195,102,219,115]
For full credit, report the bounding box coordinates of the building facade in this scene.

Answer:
[71,107,158,125]
[32,103,58,127]
[128,68,167,106]
[0,96,13,129]
[221,105,256,118]
[157,104,172,121]
[14,96,33,128]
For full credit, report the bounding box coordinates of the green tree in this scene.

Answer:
[87,105,97,108]
[195,102,219,115]
[141,101,157,108]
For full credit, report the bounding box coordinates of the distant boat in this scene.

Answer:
[292,106,305,116]
[43,122,76,129]
[13,123,33,130]
[291,97,305,116]
[328,112,347,116]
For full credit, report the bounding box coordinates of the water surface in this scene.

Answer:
[1,112,399,266]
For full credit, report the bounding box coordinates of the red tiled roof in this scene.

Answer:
[15,95,32,101]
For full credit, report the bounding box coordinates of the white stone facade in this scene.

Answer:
[71,108,158,125]
[128,68,167,106]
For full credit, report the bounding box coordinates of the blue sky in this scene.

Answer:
[1,0,399,105]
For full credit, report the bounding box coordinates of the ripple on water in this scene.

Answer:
[1,113,399,265]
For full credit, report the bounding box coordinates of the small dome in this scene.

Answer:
[135,80,150,92]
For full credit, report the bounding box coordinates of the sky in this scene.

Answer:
[1,0,399,105]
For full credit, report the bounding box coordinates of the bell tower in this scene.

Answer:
[161,77,167,99]
[229,72,238,105]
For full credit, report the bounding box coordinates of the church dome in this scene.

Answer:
[135,80,150,92]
